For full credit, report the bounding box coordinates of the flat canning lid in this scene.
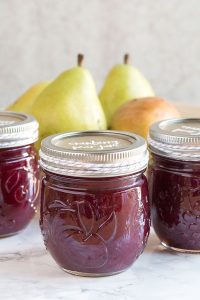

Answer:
[40,130,148,177]
[149,118,200,161]
[0,111,39,148]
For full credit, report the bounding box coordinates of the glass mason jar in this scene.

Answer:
[148,118,200,253]
[40,131,150,276]
[0,111,39,237]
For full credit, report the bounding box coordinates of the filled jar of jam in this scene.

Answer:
[0,111,39,237]
[148,118,200,253]
[40,131,150,276]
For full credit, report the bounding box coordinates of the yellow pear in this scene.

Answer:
[99,54,154,126]
[30,54,107,148]
[7,81,50,113]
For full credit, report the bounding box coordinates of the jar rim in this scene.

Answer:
[40,131,148,177]
[0,111,39,148]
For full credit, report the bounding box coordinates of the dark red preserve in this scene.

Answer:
[0,112,39,237]
[148,118,200,252]
[40,131,150,276]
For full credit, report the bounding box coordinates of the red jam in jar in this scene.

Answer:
[148,118,200,252]
[0,112,39,237]
[40,131,150,276]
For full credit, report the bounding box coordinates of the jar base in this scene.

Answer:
[161,241,200,254]
[61,267,128,277]
[0,230,22,238]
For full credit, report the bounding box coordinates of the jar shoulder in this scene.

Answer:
[148,154,200,174]
[41,171,148,192]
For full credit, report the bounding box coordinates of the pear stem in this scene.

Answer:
[77,54,84,66]
[124,54,129,64]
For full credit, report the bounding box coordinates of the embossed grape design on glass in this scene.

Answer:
[40,131,150,276]
[0,112,39,237]
[148,118,200,252]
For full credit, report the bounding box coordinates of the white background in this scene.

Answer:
[0,0,199,107]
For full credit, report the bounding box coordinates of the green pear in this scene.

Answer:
[99,54,155,126]
[30,54,107,148]
[7,81,50,113]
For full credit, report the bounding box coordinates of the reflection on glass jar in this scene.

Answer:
[40,131,150,276]
[148,118,200,252]
[0,111,39,237]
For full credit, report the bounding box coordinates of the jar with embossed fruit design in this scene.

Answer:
[0,111,39,237]
[40,131,150,276]
[148,118,200,253]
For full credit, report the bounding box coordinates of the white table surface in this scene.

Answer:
[0,217,199,300]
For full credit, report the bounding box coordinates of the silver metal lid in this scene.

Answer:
[0,111,39,148]
[40,131,148,177]
[148,118,200,160]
